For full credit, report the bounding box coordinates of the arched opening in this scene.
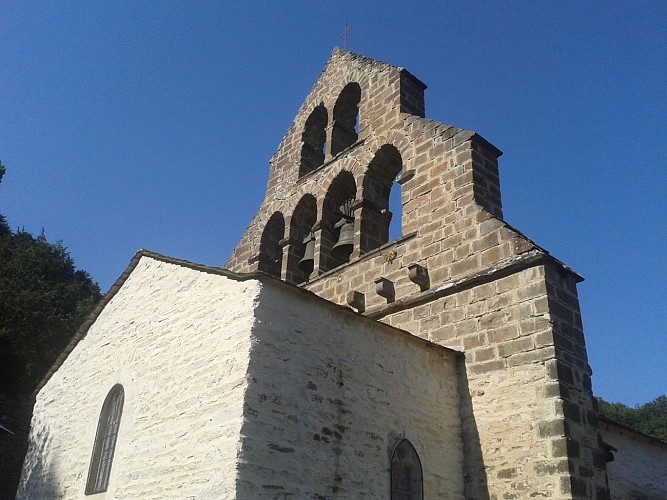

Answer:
[286,194,317,284]
[86,384,124,495]
[321,171,356,273]
[388,170,403,241]
[360,144,403,253]
[331,82,361,156]
[258,212,285,278]
[299,105,328,177]
[391,439,423,500]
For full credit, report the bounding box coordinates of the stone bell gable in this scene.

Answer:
[225,47,504,283]
[226,48,611,499]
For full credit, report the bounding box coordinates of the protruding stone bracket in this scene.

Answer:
[351,198,379,213]
[279,237,298,248]
[312,219,335,234]
[346,290,365,312]
[512,235,536,255]
[408,263,430,291]
[374,277,395,303]
[396,169,415,185]
[247,254,260,265]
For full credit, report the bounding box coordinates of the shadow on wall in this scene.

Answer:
[14,420,61,499]
[0,396,34,500]
[237,298,491,498]
[457,357,490,500]
[236,300,397,498]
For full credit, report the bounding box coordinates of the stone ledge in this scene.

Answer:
[367,249,547,320]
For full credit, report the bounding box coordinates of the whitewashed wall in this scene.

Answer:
[601,420,667,500]
[19,255,465,499]
[18,257,259,499]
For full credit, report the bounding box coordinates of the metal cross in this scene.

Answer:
[341,20,350,50]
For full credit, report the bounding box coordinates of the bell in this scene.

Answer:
[298,232,315,273]
[331,217,354,262]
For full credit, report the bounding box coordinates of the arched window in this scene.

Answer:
[391,439,423,500]
[286,194,317,284]
[360,145,403,253]
[86,384,124,495]
[258,212,285,278]
[321,171,356,272]
[331,82,361,156]
[299,105,328,177]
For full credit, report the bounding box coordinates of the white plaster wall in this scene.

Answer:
[601,422,667,500]
[237,282,465,499]
[18,256,260,499]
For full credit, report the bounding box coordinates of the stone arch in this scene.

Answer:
[331,82,361,156]
[390,439,423,500]
[258,212,285,278]
[365,129,414,165]
[359,144,404,253]
[299,105,328,177]
[319,171,356,272]
[286,194,318,284]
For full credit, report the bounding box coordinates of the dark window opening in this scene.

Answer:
[391,439,423,500]
[258,212,285,278]
[287,195,317,284]
[321,171,356,272]
[331,82,361,156]
[299,105,328,177]
[86,384,124,495]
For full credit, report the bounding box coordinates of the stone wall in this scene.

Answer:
[237,281,465,498]
[18,256,258,499]
[225,48,610,498]
[19,253,465,499]
[600,420,667,499]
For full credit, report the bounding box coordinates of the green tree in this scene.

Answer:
[0,163,101,395]
[598,395,667,443]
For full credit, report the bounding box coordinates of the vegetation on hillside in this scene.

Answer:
[0,162,102,395]
[598,395,667,443]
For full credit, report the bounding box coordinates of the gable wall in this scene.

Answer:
[226,49,434,274]
[18,257,259,499]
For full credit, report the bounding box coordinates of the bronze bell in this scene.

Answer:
[331,217,354,262]
[298,232,315,273]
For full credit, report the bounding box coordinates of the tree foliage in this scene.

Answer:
[598,395,667,443]
[0,163,101,395]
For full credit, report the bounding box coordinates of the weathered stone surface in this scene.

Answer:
[222,45,611,495]
[19,257,256,498]
[18,255,465,499]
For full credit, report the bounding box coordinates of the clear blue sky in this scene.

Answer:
[1,2,665,407]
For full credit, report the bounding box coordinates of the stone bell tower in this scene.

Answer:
[226,48,610,499]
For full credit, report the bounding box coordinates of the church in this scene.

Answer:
[17,49,667,499]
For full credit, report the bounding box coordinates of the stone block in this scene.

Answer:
[468,359,505,375]
[507,346,555,367]
[538,420,566,439]
[498,337,534,358]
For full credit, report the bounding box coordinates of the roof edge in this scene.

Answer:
[599,414,667,448]
[35,249,266,395]
[34,248,463,396]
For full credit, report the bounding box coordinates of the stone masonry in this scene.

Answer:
[226,48,610,499]
[18,253,465,498]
